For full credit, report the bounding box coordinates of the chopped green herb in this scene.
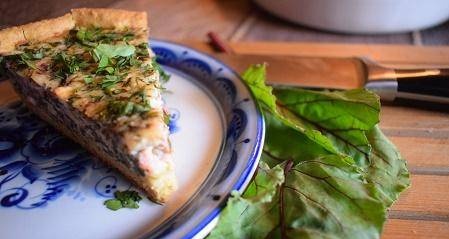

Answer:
[101,75,122,89]
[152,58,170,83]
[92,43,136,74]
[91,95,104,102]
[103,66,116,75]
[163,112,170,125]
[93,43,135,60]
[115,190,142,208]
[116,55,140,69]
[15,48,47,70]
[19,54,37,69]
[75,28,87,41]
[74,32,96,47]
[98,56,110,69]
[27,48,45,60]
[133,89,149,105]
[135,43,150,57]
[104,190,142,211]
[76,27,134,46]
[129,56,140,67]
[104,199,122,211]
[84,75,94,84]
[53,52,88,79]
[76,27,97,43]
[123,32,135,42]
[107,99,151,118]
[141,63,154,76]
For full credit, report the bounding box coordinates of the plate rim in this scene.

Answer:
[147,39,265,238]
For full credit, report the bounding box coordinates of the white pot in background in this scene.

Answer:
[254,0,449,34]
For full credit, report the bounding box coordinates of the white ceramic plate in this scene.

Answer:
[255,0,449,34]
[0,40,264,238]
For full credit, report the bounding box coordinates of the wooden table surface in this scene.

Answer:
[1,1,449,238]
[2,0,449,45]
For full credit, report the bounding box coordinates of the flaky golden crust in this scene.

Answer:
[0,26,26,54]
[22,14,75,45]
[0,14,74,54]
[0,8,148,54]
[71,8,148,30]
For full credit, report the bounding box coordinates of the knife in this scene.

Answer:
[213,54,449,104]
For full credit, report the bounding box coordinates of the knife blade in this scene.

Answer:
[213,54,449,104]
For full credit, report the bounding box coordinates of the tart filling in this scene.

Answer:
[0,8,177,203]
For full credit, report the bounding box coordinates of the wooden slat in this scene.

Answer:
[390,137,449,169]
[110,0,251,41]
[238,10,414,45]
[380,106,449,139]
[421,21,449,45]
[184,40,449,67]
[383,219,449,239]
[226,41,449,67]
[392,175,449,217]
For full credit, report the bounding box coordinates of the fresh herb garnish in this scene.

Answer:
[53,52,88,79]
[75,28,89,41]
[92,43,136,74]
[163,112,170,125]
[152,58,170,83]
[84,75,94,84]
[116,55,140,69]
[32,48,45,59]
[135,43,150,57]
[19,54,37,69]
[101,75,122,90]
[76,27,135,45]
[76,27,98,45]
[104,190,143,211]
[123,32,135,42]
[104,198,122,211]
[91,95,104,102]
[93,43,136,61]
[107,99,151,118]
[15,49,47,70]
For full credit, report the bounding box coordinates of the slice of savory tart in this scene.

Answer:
[0,8,176,203]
